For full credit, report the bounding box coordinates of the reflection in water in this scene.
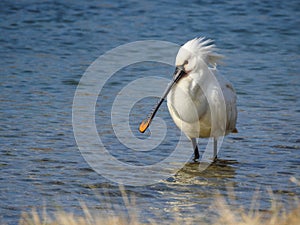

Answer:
[173,159,238,184]
[152,159,240,224]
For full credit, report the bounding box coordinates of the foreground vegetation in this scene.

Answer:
[20,179,300,225]
[19,196,300,225]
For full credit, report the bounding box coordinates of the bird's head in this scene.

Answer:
[175,43,198,74]
[174,37,224,80]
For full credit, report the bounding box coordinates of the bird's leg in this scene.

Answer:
[213,137,217,161]
[192,138,199,162]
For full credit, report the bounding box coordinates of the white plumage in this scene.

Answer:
[167,38,237,160]
[139,37,237,161]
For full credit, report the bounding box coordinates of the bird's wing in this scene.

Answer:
[207,69,237,135]
[216,72,238,133]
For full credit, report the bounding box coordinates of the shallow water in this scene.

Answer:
[1,0,300,224]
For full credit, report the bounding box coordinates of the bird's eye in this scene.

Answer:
[184,60,188,65]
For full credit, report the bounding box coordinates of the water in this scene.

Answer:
[1,0,299,224]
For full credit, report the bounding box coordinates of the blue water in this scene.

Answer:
[1,0,300,224]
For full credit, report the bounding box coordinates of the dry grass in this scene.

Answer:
[19,209,134,225]
[19,196,300,225]
[19,184,300,225]
[213,195,300,225]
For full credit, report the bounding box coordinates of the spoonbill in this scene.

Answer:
[139,38,237,161]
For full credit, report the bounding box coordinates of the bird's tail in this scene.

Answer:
[231,128,238,133]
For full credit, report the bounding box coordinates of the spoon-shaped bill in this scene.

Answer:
[139,118,151,133]
[138,66,186,133]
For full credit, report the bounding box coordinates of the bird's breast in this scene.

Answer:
[167,76,208,123]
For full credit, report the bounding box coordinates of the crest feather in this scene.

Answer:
[182,37,224,66]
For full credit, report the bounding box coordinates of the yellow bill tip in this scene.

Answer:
[139,119,150,133]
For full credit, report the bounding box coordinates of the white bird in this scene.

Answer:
[139,37,237,161]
